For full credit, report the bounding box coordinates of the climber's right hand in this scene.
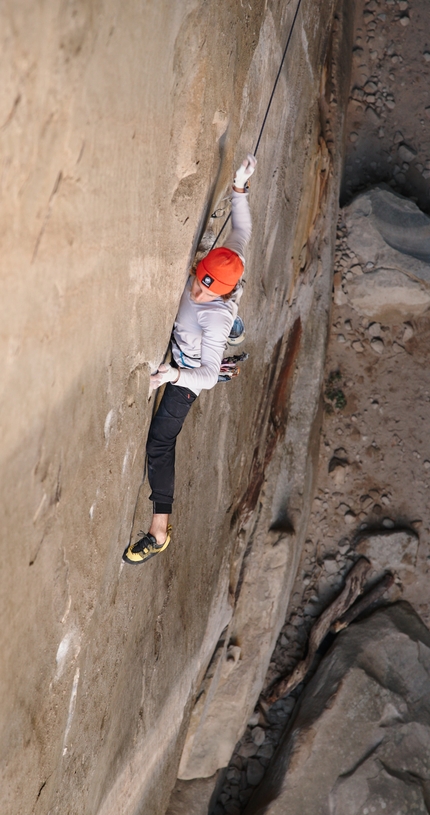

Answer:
[233,154,257,190]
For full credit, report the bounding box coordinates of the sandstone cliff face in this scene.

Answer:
[0,2,350,813]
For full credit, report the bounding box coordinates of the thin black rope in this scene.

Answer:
[211,0,304,249]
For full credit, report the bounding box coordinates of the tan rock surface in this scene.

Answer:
[0,1,346,813]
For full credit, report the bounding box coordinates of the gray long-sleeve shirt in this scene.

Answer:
[171,190,252,395]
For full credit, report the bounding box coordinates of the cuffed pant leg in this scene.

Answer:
[146,382,197,513]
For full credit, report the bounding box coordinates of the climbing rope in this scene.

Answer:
[211,0,305,248]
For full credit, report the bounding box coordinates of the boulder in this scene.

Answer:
[244,603,430,815]
[356,529,418,577]
[342,187,430,321]
[345,268,430,323]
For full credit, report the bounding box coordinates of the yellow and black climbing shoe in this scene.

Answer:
[122,525,172,565]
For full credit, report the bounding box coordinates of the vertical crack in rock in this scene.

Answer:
[233,517,261,608]
[288,137,331,302]
[31,171,63,264]
[231,317,302,531]
[1,93,21,130]
[154,568,175,663]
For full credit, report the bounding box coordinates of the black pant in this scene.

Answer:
[146,382,197,514]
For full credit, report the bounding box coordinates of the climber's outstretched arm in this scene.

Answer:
[223,190,252,261]
[223,154,256,261]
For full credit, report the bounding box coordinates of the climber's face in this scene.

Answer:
[190,274,221,303]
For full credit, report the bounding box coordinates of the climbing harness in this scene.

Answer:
[211,0,305,248]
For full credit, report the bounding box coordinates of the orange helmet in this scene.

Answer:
[196,248,243,295]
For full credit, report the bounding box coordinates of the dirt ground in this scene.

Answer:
[341,0,430,214]
[210,0,430,812]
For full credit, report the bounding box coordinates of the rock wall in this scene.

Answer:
[0,2,350,813]
[244,602,430,815]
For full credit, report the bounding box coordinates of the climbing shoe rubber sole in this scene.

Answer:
[122,525,172,565]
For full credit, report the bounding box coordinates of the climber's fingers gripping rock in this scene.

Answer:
[149,363,180,392]
[233,154,257,191]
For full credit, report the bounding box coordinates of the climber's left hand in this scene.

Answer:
[150,363,180,391]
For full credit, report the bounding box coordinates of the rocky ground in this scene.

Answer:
[210,0,430,812]
[342,0,430,212]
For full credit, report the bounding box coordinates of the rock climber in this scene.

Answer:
[123,153,257,565]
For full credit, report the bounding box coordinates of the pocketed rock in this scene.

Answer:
[243,603,430,815]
